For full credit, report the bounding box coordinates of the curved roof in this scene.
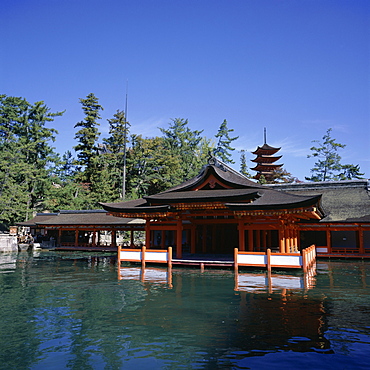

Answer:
[100,157,323,217]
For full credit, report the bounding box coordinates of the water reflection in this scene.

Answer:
[0,252,369,369]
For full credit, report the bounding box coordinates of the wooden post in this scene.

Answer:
[212,225,216,252]
[74,229,79,247]
[145,220,150,249]
[161,230,166,249]
[256,230,261,252]
[168,246,172,268]
[111,230,116,247]
[302,248,307,272]
[234,247,238,271]
[202,225,207,253]
[141,246,146,267]
[191,225,196,254]
[176,218,182,259]
[261,230,266,250]
[248,229,254,251]
[266,248,271,272]
[326,228,331,254]
[238,221,245,251]
[359,228,364,254]
[279,227,286,253]
[92,230,97,247]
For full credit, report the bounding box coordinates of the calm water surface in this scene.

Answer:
[0,251,369,369]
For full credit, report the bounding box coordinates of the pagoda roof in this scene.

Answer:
[251,155,283,163]
[250,163,283,171]
[101,157,323,217]
[252,143,281,155]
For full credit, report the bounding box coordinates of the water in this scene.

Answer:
[0,251,369,370]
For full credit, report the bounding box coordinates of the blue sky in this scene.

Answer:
[2,0,369,181]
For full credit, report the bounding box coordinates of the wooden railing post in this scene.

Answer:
[234,248,238,271]
[302,248,307,272]
[141,246,146,267]
[168,247,172,268]
[267,248,271,272]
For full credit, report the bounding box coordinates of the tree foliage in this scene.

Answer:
[73,93,103,184]
[306,128,363,181]
[0,95,63,223]
[2,93,366,228]
[213,119,238,164]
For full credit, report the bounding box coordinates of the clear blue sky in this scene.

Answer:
[2,0,369,181]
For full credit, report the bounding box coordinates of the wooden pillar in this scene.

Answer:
[92,230,97,247]
[359,228,364,254]
[212,225,216,252]
[255,230,261,252]
[190,225,196,254]
[111,230,116,247]
[145,220,151,249]
[279,223,286,253]
[267,230,272,249]
[248,229,254,251]
[238,220,245,251]
[161,230,165,249]
[176,219,183,258]
[261,230,267,250]
[130,230,134,247]
[74,229,79,246]
[202,225,207,253]
[286,228,291,253]
[326,228,331,253]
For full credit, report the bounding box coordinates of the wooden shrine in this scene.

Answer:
[101,156,323,260]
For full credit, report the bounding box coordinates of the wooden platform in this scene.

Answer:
[317,253,370,259]
[171,258,234,268]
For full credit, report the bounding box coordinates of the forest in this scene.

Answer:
[0,93,363,226]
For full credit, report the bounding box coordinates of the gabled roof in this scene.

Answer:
[266,180,370,223]
[101,157,323,217]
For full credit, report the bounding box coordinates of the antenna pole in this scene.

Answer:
[122,81,128,199]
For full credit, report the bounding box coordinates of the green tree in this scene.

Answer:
[103,110,130,199]
[306,128,363,181]
[0,95,63,224]
[239,150,251,177]
[73,93,103,184]
[160,118,211,184]
[126,135,179,198]
[213,119,238,164]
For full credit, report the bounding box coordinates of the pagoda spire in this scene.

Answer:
[251,129,283,182]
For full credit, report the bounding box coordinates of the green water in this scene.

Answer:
[0,251,369,369]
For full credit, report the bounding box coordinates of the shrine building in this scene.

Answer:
[101,156,324,259]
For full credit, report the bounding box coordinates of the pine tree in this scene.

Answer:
[306,128,363,181]
[160,118,210,184]
[73,93,103,184]
[0,95,63,224]
[213,119,239,164]
[239,150,251,177]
